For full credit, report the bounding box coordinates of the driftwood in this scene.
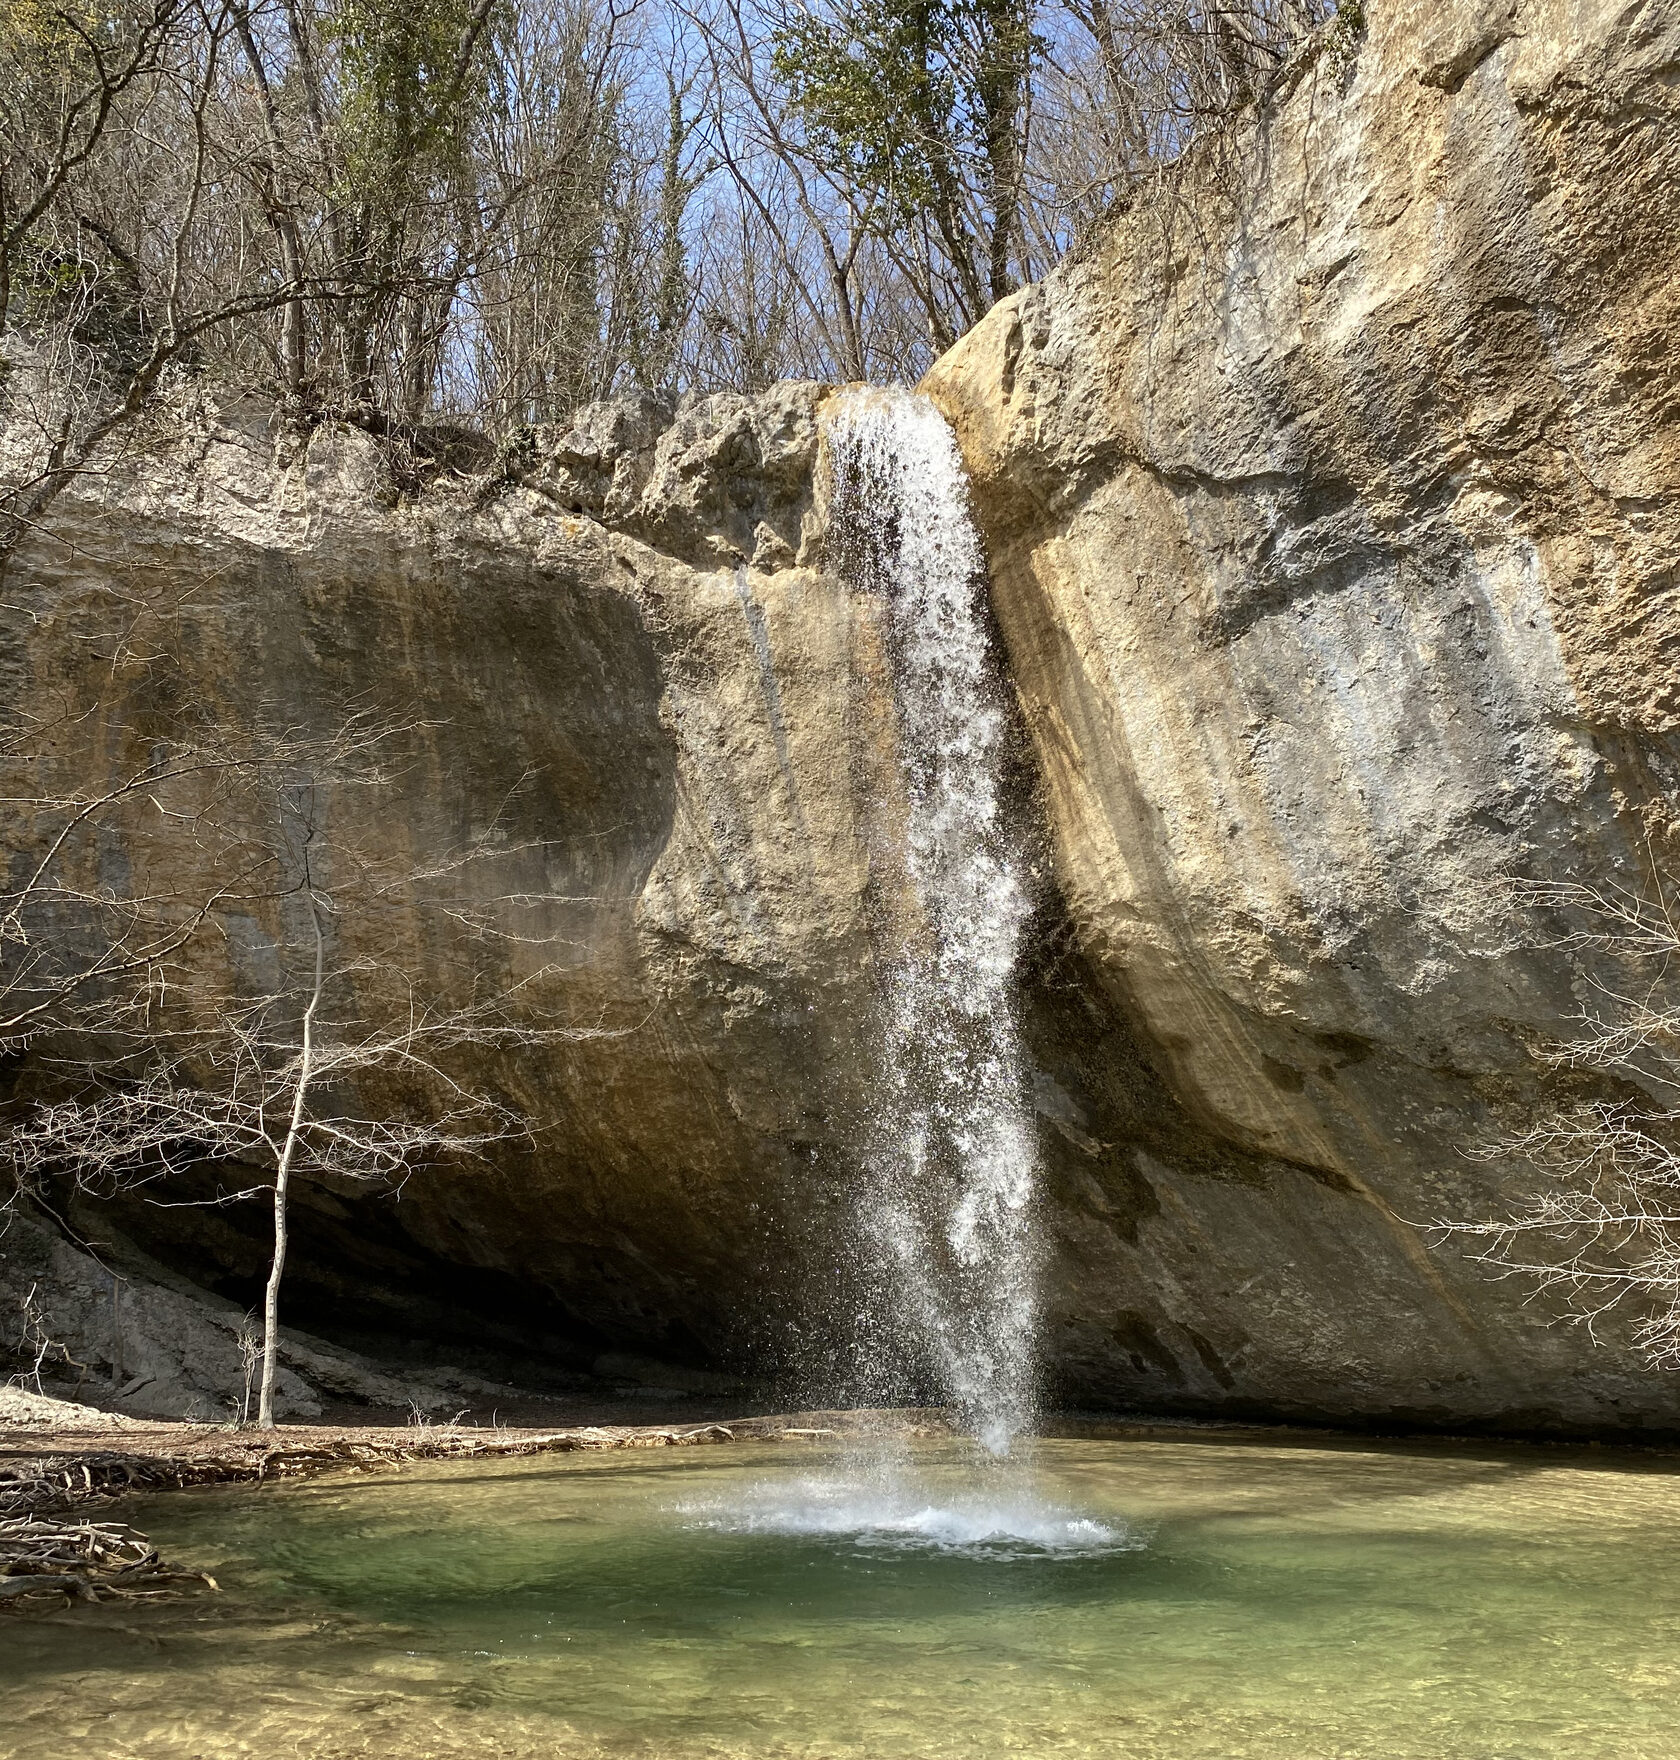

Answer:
[0,1514,218,1608]
[0,1421,739,1526]
[0,1408,948,1616]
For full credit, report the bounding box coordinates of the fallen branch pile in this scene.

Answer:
[3,1421,737,1519]
[0,1409,939,1615]
[0,1514,217,1607]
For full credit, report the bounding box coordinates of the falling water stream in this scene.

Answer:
[700,386,1075,1551]
[825,387,1039,1457]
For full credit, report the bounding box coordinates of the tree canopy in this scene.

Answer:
[0,0,1338,545]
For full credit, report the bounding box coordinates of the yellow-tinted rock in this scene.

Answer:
[925,0,1680,1430]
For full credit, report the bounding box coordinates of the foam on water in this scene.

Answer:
[14,1437,1680,1759]
[681,1471,1138,1560]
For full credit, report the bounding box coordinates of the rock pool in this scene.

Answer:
[6,1434,1679,1759]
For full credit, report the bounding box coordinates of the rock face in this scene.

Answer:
[4,0,1679,1434]
[924,0,1680,1430]
[2,381,900,1407]
[0,1205,517,1421]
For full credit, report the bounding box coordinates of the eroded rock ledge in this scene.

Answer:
[5,0,1680,1437]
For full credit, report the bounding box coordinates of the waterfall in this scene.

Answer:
[825,387,1039,1457]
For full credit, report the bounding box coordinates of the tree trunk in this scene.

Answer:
[978,0,1030,306]
[257,892,326,1428]
[232,6,308,402]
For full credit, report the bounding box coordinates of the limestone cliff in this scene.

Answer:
[4,0,1679,1435]
[925,0,1680,1429]
[1,382,899,1404]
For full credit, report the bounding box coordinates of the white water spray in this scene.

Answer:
[686,392,1123,1557]
[826,387,1039,1458]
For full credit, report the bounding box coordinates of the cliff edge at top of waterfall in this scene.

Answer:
[0,378,837,575]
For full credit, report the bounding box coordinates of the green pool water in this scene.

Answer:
[6,1433,1680,1759]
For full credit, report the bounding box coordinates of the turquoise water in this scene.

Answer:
[5,1434,1680,1758]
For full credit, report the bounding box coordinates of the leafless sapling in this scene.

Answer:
[4,713,610,1426]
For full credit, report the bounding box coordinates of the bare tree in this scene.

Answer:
[450,0,641,424]
[1436,874,1680,1368]
[2,707,607,1425]
[672,0,1338,384]
[2,0,1342,488]
[0,0,660,566]
[680,0,878,380]
[0,1,317,572]
[1029,0,1333,249]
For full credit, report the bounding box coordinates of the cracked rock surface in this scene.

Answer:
[5,0,1680,1434]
